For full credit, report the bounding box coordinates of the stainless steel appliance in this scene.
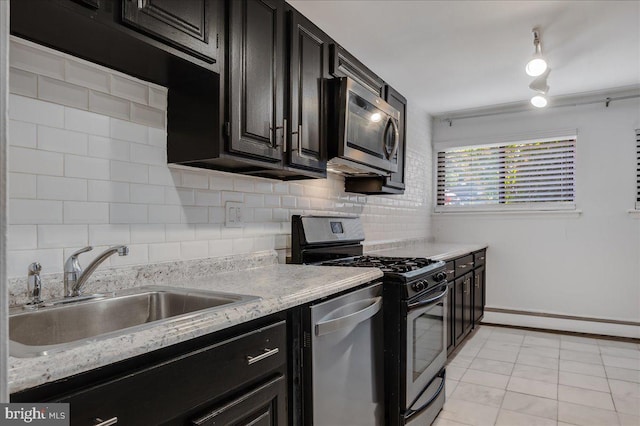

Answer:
[291,216,448,426]
[303,282,385,426]
[327,77,400,176]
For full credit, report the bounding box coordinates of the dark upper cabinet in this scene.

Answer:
[122,0,219,64]
[344,84,407,195]
[226,0,285,165]
[284,8,330,177]
[329,44,384,97]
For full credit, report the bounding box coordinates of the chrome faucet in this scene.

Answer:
[64,245,129,297]
[26,262,44,308]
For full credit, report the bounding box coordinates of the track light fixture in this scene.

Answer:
[525,28,548,77]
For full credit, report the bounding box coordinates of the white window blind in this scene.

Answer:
[636,129,639,210]
[437,137,576,210]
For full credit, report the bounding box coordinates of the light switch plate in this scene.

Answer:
[225,201,244,228]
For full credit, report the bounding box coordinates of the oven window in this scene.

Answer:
[346,91,388,159]
[412,302,444,381]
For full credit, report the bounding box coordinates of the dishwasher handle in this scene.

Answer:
[315,296,382,336]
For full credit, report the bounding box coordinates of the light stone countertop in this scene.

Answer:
[9,262,382,394]
[367,242,488,261]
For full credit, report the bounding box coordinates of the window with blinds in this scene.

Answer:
[436,137,576,210]
[636,129,640,210]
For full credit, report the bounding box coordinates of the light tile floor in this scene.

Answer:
[433,325,640,426]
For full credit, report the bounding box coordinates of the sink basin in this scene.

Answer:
[9,286,260,358]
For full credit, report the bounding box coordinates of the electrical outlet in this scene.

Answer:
[225,201,244,228]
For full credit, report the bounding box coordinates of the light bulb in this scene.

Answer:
[526,57,548,77]
[531,95,548,108]
[370,112,382,122]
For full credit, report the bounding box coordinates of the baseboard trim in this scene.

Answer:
[483,308,640,339]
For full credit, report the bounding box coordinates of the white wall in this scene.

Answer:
[1,0,9,404]
[5,38,432,280]
[432,97,640,334]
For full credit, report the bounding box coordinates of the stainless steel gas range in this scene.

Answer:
[291,215,448,426]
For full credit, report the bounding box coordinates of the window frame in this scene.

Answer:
[434,135,578,213]
[635,129,639,211]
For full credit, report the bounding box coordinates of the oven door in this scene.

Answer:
[405,283,448,406]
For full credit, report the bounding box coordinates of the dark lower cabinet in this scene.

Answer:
[122,0,219,63]
[226,0,285,165]
[447,249,487,356]
[12,319,288,425]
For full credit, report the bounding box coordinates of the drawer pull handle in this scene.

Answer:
[446,269,455,274]
[94,417,118,426]
[458,265,468,269]
[466,262,474,267]
[247,347,279,365]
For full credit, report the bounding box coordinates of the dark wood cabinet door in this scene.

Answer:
[286,9,329,175]
[122,0,218,63]
[383,85,406,191]
[227,0,284,164]
[463,273,473,337]
[454,276,464,344]
[191,375,287,426]
[446,281,455,355]
[473,265,485,324]
[329,44,384,96]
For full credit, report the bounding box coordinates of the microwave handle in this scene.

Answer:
[384,117,400,161]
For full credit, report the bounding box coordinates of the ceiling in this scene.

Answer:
[288,0,640,115]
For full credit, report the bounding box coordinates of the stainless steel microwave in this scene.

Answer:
[327,77,400,176]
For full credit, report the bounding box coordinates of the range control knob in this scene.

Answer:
[433,272,447,282]
[412,280,426,292]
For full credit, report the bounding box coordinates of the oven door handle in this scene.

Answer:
[407,286,448,312]
[406,370,446,420]
[315,296,382,336]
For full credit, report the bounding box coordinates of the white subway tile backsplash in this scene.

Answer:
[38,125,88,155]
[10,40,65,79]
[110,160,148,183]
[63,201,109,224]
[37,224,88,248]
[181,207,209,224]
[7,248,63,278]
[65,60,110,92]
[233,238,254,254]
[10,94,65,128]
[89,90,131,120]
[148,242,180,262]
[10,200,63,225]
[254,181,273,193]
[65,154,110,180]
[110,203,148,224]
[148,127,167,148]
[110,118,148,143]
[131,103,165,129]
[87,180,130,203]
[281,196,296,208]
[110,244,148,266]
[166,224,195,242]
[8,225,38,250]
[37,175,87,201]
[8,120,37,148]
[180,240,209,259]
[65,107,110,136]
[195,224,221,240]
[38,76,89,109]
[9,67,38,97]
[89,224,131,246]
[254,208,272,222]
[221,191,243,203]
[209,239,232,257]
[130,143,166,165]
[88,135,130,161]
[9,146,64,176]
[181,171,209,189]
[244,194,263,207]
[209,207,225,224]
[148,205,181,224]
[9,173,36,199]
[165,187,195,206]
[150,166,180,186]
[131,224,165,243]
[130,184,165,204]
[148,86,168,110]
[234,178,254,192]
[264,194,280,207]
[209,175,234,190]
[195,190,221,207]
[110,74,149,104]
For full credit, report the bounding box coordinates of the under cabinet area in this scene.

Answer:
[446,249,487,356]
[11,318,288,425]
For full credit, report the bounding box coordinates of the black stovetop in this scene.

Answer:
[320,256,439,274]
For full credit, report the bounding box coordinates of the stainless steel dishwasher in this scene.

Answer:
[302,282,385,426]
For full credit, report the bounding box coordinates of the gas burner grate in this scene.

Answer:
[321,256,439,274]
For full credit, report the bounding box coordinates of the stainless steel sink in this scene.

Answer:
[9,286,260,358]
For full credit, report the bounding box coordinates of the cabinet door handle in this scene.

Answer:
[136,0,143,9]
[446,269,455,275]
[475,275,479,287]
[466,261,474,267]
[94,417,118,426]
[290,124,302,152]
[272,119,285,149]
[458,264,468,269]
[246,347,279,365]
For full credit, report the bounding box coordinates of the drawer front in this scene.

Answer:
[454,255,474,276]
[474,249,486,267]
[57,321,287,425]
[445,261,455,282]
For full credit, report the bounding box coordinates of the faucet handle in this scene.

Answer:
[27,262,43,307]
[70,246,94,258]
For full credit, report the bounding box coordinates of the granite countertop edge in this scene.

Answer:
[9,264,383,394]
